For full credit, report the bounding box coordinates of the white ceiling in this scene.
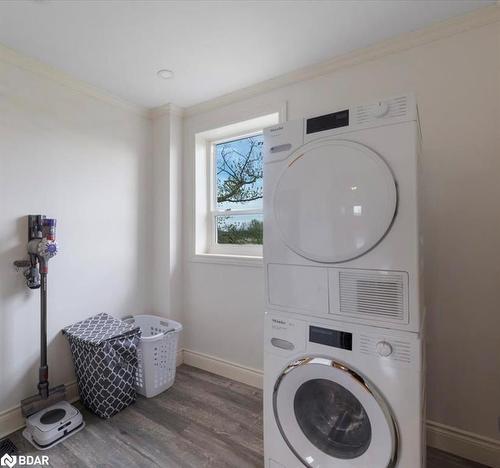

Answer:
[0,0,493,108]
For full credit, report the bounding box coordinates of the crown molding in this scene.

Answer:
[1,5,498,120]
[149,103,185,120]
[184,4,500,118]
[0,42,149,119]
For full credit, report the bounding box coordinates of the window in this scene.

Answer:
[193,109,283,263]
[210,132,264,255]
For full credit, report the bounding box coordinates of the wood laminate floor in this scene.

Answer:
[10,365,489,468]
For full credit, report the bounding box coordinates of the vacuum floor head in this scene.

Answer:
[22,401,85,450]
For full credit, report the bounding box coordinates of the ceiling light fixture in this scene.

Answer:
[157,69,174,80]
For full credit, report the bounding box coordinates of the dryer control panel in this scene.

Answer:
[306,109,349,134]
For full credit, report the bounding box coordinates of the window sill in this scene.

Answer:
[190,253,263,268]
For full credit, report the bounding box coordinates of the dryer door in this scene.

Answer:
[272,140,397,263]
[274,357,398,467]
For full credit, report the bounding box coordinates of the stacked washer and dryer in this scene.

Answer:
[262,95,425,468]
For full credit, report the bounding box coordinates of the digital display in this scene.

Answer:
[306,110,349,134]
[309,326,352,350]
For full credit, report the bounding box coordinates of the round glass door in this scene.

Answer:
[273,140,397,263]
[294,379,371,459]
[273,357,398,467]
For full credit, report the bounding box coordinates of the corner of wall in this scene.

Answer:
[150,104,185,330]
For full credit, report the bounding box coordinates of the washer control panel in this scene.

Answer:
[360,334,413,365]
[270,338,294,351]
[265,312,417,368]
[376,341,393,357]
[265,313,306,355]
[309,325,352,351]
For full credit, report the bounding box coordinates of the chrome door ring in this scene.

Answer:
[273,356,399,468]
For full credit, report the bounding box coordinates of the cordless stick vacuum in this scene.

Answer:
[14,215,84,450]
[19,216,64,413]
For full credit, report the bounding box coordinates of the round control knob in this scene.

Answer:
[372,101,389,118]
[376,341,393,357]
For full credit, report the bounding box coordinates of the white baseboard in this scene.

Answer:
[181,348,500,467]
[0,351,184,440]
[175,348,184,367]
[0,381,79,440]
[427,420,500,467]
[182,349,263,389]
[3,350,498,467]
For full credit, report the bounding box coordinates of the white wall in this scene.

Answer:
[151,107,184,329]
[0,59,153,414]
[182,18,500,443]
[0,6,498,456]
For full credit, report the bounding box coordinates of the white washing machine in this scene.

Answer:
[264,311,425,468]
[263,95,424,333]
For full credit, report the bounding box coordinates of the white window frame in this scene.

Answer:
[192,106,285,266]
[207,128,264,257]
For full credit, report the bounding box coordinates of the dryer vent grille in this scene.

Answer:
[355,96,408,126]
[339,270,408,322]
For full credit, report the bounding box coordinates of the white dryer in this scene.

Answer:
[263,95,423,333]
[264,311,425,468]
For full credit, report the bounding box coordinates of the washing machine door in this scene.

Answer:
[273,139,397,263]
[274,357,398,468]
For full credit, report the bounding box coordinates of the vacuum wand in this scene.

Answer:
[39,272,48,398]
[16,215,64,417]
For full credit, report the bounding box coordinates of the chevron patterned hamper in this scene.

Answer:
[62,313,141,418]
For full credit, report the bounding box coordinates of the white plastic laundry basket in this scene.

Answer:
[123,315,183,398]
